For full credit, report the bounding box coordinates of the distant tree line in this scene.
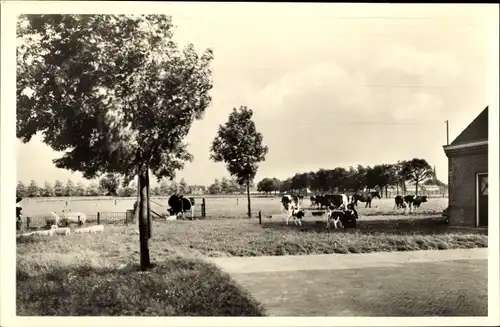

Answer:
[16,173,193,198]
[257,158,446,197]
[205,177,254,195]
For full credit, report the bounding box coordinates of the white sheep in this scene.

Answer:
[16,232,33,239]
[53,227,71,236]
[31,229,55,237]
[74,225,104,234]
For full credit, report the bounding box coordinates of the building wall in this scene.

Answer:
[448,152,488,227]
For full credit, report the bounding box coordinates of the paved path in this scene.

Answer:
[208,249,488,316]
[208,248,488,273]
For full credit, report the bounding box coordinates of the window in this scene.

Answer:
[480,175,488,195]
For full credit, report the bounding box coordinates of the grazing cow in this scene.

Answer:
[286,208,305,226]
[168,194,195,219]
[314,194,332,209]
[351,191,381,208]
[393,195,407,209]
[309,195,316,207]
[314,194,349,209]
[403,195,428,213]
[281,194,300,214]
[326,205,357,231]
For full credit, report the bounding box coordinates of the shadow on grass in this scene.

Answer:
[260,216,488,236]
[17,256,266,316]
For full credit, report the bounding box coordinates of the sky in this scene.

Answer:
[15,3,497,187]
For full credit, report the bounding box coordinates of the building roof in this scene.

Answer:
[450,106,488,146]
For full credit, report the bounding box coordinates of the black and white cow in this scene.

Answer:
[281,195,301,225]
[326,203,358,231]
[288,208,306,226]
[281,195,300,213]
[168,194,195,219]
[402,195,428,213]
[315,194,349,209]
[393,195,406,209]
[310,195,316,207]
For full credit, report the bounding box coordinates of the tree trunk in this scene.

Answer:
[396,182,399,195]
[146,168,151,239]
[385,185,388,198]
[415,181,418,196]
[138,167,152,271]
[246,180,251,218]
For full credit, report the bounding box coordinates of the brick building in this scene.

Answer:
[443,106,488,228]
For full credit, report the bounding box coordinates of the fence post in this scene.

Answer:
[258,210,262,225]
[201,198,206,218]
[26,217,30,230]
[97,212,100,225]
[78,215,81,226]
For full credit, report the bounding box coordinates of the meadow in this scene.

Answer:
[20,195,449,223]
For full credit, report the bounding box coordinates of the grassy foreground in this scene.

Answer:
[17,230,265,316]
[156,216,487,257]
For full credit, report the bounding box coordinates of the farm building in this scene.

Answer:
[443,106,488,228]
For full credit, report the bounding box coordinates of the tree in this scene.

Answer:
[64,179,75,196]
[314,169,330,193]
[159,179,170,196]
[86,182,100,196]
[53,180,64,197]
[17,181,27,198]
[257,178,275,194]
[26,180,40,197]
[220,177,231,194]
[290,173,310,194]
[75,181,86,196]
[178,178,190,194]
[401,158,434,195]
[207,178,221,195]
[271,178,281,195]
[40,181,55,197]
[123,182,137,197]
[280,178,292,194]
[17,15,213,270]
[228,178,240,194]
[210,106,268,217]
[99,173,121,196]
[167,180,179,194]
[151,186,161,196]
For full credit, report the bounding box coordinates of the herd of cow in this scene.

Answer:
[279,192,429,230]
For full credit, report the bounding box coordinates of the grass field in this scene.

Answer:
[18,214,486,258]
[19,196,448,222]
[17,225,265,316]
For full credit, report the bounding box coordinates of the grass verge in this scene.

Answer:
[17,229,265,316]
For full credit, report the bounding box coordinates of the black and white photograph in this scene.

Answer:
[1,1,499,325]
